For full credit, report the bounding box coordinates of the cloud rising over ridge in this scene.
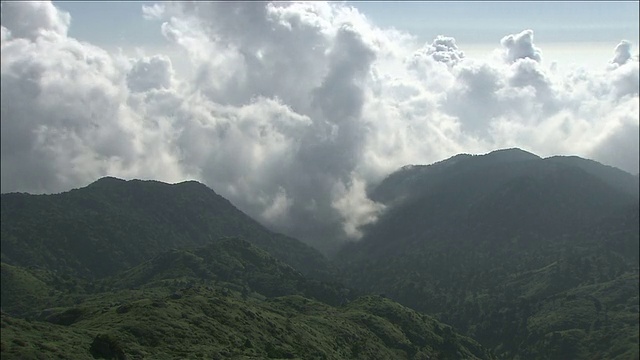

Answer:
[1,1,639,251]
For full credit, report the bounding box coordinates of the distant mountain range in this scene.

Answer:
[1,148,638,359]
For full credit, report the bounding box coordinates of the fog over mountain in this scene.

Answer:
[1,1,638,249]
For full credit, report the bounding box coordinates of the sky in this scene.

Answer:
[50,1,640,71]
[1,1,639,251]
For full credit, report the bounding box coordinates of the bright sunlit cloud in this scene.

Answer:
[1,1,638,250]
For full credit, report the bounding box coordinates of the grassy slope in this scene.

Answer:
[1,238,496,359]
[2,289,495,360]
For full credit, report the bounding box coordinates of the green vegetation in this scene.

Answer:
[2,149,638,359]
[1,263,59,317]
[1,240,494,359]
[1,178,495,359]
[1,177,335,281]
[1,288,494,359]
[103,238,353,307]
[337,149,640,359]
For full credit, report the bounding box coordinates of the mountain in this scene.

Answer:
[545,155,639,198]
[1,177,334,281]
[0,262,62,317]
[1,176,498,359]
[1,237,495,360]
[2,149,638,359]
[105,237,352,307]
[336,149,640,359]
[1,293,496,360]
[370,148,542,206]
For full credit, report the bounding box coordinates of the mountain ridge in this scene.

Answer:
[337,148,639,359]
[0,176,336,281]
[2,148,638,359]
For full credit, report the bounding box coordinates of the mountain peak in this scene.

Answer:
[88,177,210,191]
[1,176,335,281]
[482,148,541,161]
[172,180,212,191]
[89,176,127,186]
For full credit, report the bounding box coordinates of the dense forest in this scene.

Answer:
[337,149,639,359]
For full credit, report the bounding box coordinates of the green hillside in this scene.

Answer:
[1,240,495,360]
[337,149,640,359]
[105,238,352,306]
[1,291,495,360]
[1,177,334,281]
[2,149,638,359]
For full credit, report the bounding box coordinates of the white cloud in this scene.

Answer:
[1,1,638,250]
[611,40,634,66]
[500,29,543,63]
[413,35,465,67]
[0,1,70,40]
[141,3,165,21]
[126,55,174,92]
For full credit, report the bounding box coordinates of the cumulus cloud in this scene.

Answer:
[1,1,70,40]
[413,35,465,67]
[611,40,634,66]
[500,29,542,63]
[127,55,174,92]
[1,1,638,252]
